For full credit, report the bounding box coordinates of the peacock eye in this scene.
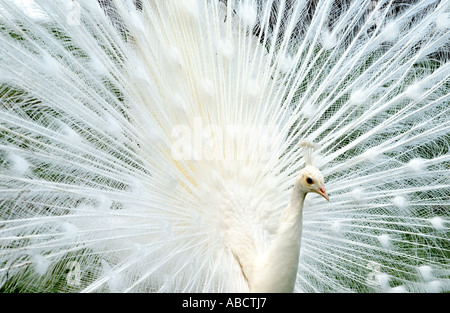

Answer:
[306,177,313,184]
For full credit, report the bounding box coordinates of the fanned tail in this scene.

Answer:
[0,0,449,293]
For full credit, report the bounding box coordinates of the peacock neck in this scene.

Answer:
[250,182,306,292]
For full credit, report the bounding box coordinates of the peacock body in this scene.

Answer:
[0,0,449,292]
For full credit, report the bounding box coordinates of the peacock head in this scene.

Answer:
[298,165,329,201]
[297,141,329,201]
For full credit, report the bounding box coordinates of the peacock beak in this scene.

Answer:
[316,186,329,201]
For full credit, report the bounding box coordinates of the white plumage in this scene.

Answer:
[0,0,449,292]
